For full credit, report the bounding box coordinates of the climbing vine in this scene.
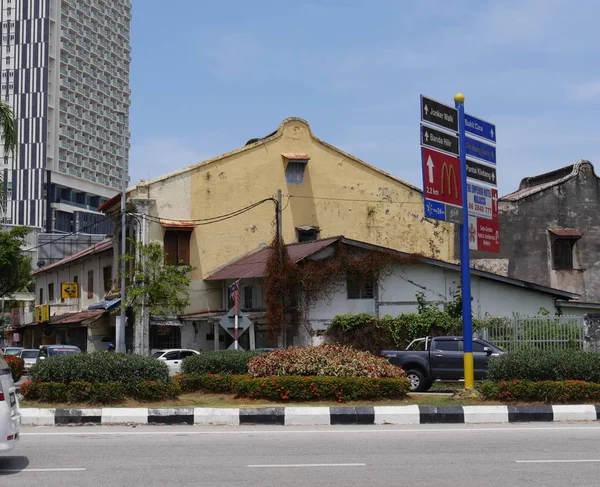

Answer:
[263,233,425,344]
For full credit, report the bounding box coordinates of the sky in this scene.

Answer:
[129,0,600,196]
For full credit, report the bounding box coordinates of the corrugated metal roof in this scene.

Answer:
[206,237,340,280]
[33,239,113,275]
[160,219,196,229]
[49,310,104,325]
[548,228,582,237]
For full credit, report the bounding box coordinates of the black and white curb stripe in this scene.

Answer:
[20,405,600,426]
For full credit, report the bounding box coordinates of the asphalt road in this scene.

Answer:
[2,423,600,486]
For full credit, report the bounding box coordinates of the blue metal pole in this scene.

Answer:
[455,93,474,389]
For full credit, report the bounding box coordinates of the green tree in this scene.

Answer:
[122,241,195,317]
[0,227,33,299]
[0,99,17,213]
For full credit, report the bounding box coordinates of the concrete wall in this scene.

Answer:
[470,161,600,302]
[34,249,114,316]
[122,118,456,316]
[306,262,560,343]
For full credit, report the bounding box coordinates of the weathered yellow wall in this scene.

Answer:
[135,118,455,314]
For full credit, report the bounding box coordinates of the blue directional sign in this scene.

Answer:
[424,198,462,224]
[465,113,496,143]
[465,136,496,165]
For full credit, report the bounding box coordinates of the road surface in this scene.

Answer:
[2,423,600,486]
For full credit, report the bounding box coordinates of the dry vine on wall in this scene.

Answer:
[263,233,424,345]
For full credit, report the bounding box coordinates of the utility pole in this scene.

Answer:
[117,117,128,354]
[276,190,285,348]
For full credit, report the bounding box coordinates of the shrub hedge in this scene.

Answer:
[21,380,180,404]
[177,373,237,394]
[487,349,600,382]
[234,376,410,402]
[181,350,265,375]
[479,380,600,403]
[5,356,24,382]
[247,345,405,379]
[29,352,170,391]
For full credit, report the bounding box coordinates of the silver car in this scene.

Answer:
[17,349,40,374]
[0,354,20,452]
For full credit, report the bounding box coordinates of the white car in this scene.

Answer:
[17,349,40,374]
[0,354,20,452]
[151,349,199,375]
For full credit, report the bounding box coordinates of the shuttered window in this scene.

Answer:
[164,230,192,265]
[87,270,94,299]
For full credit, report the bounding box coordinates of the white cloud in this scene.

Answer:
[570,82,600,102]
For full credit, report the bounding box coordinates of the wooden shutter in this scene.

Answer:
[164,231,178,265]
[177,232,191,265]
[87,270,94,299]
[103,266,112,293]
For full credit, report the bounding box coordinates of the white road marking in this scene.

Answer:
[247,463,366,468]
[20,425,600,437]
[0,468,86,473]
[516,459,600,464]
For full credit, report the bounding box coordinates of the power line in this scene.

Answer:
[133,198,276,226]
[23,212,119,252]
[288,194,422,204]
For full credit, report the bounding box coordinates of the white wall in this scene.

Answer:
[34,249,114,317]
[306,262,561,339]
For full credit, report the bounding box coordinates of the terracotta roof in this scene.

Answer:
[206,237,341,280]
[281,153,310,160]
[160,219,196,229]
[32,239,113,275]
[548,228,582,238]
[49,310,104,325]
[502,161,596,201]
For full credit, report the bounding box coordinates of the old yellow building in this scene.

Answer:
[101,118,456,350]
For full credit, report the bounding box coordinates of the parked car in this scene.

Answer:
[38,344,82,360]
[0,354,20,452]
[1,347,23,357]
[17,349,40,374]
[151,349,199,375]
[380,336,504,392]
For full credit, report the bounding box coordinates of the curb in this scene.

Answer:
[20,405,600,426]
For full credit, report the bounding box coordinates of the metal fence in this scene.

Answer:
[475,316,585,352]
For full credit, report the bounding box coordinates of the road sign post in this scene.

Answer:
[455,93,475,390]
[420,92,498,390]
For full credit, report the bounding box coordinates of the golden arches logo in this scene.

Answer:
[441,162,458,199]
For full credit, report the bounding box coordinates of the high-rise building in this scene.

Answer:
[0,0,131,234]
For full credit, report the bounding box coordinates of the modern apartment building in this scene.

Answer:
[0,0,131,234]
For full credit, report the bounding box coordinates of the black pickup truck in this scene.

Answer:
[380,336,504,392]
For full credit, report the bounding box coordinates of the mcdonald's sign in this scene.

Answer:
[441,161,459,199]
[421,147,462,207]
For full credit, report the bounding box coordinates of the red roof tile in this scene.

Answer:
[548,228,582,237]
[206,237,340,280]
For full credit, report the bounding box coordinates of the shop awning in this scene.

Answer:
[49,310,105,325]
[150,314,183,327]
[88,298,121,311]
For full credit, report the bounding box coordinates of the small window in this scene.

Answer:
[38,287,44,304]
[297,228,319,242]
[285,160,307,184]
[243,285,253,309]
[48,283,54,302]
[163,351,179,360]
[434,340,460,352]
[164,230,192,265]
[87,269,94,299]
[347,273,375,299]
[103,265,112,293]
[552,239,575,270]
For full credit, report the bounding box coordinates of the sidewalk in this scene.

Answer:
[20,404,600,426]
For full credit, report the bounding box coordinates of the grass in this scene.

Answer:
[21,391,506,409]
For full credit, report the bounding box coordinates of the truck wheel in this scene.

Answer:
[405,369,430,392]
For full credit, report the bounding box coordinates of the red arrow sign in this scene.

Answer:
[421,147,462,207]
